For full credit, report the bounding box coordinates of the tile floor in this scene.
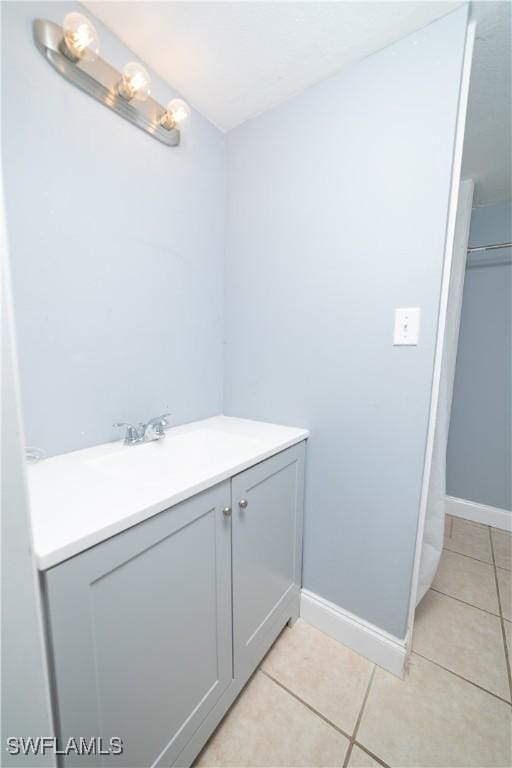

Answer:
[196,517,512,767]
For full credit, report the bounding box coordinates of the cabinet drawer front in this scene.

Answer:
[232,443,305,678]
[44,482,232,768]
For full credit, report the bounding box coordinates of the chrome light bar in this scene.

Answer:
[33,18,181,147]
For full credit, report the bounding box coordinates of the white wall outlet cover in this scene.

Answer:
[394,308,420,345]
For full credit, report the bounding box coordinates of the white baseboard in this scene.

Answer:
[446,496,511,532]
[300,589,408,678]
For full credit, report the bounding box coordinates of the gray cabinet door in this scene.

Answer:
[44,482,232,768]
[231,443,305,679]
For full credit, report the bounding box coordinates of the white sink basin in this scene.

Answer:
[86,427,262,485]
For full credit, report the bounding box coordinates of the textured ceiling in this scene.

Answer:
[84,1,460,130]
[84,1,510,205]
[462,2,512,205]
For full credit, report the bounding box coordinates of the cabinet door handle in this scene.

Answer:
[222,506,232,517]
[238,499,248,510]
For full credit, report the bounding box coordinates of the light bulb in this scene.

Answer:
[62,12,100,62]
[167,99,190,124]
[160,98,190,129]
[118,62,151,102]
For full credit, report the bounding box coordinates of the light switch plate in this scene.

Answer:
[394,308,420,345]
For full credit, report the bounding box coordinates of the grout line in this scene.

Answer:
[429,586,500,617]
[260,667,391,768]
[425,586,494,613]
[489,528,512,702]
[342,666,377,768]
[411,651,511,705]
[259,669,353,742]
[351,666,376,743]
[443,545,494,567]
[352,741,392,768]
[442,543,511,573]
[451,517,488,530]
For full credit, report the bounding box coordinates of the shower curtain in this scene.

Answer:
[416,180,474,605]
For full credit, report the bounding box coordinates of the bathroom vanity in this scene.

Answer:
[29,416,308,767]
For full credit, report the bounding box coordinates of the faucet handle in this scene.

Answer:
[143,413,171,441]
[113,422,143,445]
[148,413,171,427]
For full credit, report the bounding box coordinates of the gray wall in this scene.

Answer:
[447,201,512,511]
[224,7,468,638]
[2,1,226,457]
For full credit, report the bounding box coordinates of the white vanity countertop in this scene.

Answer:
[28,415,309,570]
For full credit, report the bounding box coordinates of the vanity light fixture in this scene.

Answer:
[33,15,189,147]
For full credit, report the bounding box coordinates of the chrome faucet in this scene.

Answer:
[143,414,171,441]
[113,414,171,446]
[112,422,144,446]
